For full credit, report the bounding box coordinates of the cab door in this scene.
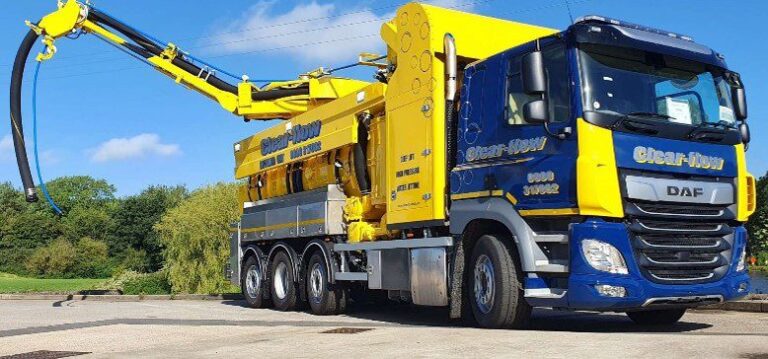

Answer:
[454,39,578,211]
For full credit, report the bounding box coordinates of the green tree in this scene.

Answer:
[73,237,112,278]
[25,238,77,278]
[45,176,116,214]
[747,172,768,256]
[61,206,115,242]
[156,183,239,294]
[110,185,188,271]
[0,205,62,274]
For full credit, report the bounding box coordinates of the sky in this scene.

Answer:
[1,0,766,196]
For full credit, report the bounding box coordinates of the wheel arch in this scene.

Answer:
[449,197,540,272]
[267,241,301,283]
[300,239,338,284]
[242,244,267,281]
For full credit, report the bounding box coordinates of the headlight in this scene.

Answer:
[581,239,628,274]
[736,249,747,272]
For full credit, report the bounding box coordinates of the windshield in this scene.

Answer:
[579,44,736,127]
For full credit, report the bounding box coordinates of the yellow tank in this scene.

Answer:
[234,3,557,241]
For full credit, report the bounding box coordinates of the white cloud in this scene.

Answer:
[206,0,475,64]
[208,2,386,64]
[0,134,13,161]
[0,135,12,151]
[90,133,180,163]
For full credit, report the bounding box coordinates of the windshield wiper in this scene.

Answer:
[611,112,675,129]
[687,120,733,138]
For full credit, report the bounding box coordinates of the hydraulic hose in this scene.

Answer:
[10,28,40,203]
[89,8,310,101]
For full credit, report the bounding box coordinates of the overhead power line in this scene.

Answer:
[3,0,500,69]
[11,0,594,83]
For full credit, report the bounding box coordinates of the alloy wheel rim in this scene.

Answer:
[245,264,261,298]
[274,262,289,300]
[309,262,324,303]
[474,254,495,314]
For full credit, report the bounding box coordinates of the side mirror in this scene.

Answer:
[522,51,546,94]
[523,99,548,124]
[733,87,747,120]
[728,72,747,120]
[522,50,549,123]
[740,122,750,145]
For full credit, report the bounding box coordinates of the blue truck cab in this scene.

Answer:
[449,16,755,323]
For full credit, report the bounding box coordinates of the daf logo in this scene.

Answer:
[667,186,704,198]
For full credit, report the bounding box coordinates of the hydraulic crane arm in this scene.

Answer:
[10,0,371,202]
[24,0,322,118]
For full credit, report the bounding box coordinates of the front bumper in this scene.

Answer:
[559,220,750,311]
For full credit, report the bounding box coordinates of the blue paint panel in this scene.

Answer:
[454,39,578,210]
[552,219,750,310]
[613,131,737,177]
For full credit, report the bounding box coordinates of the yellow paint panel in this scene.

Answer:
[576,119,624,218]
[234,83,386,179]
[38,0,82,38]
[450,190,503,200]
[519,208,580,216]
[383,3,557,226]
[735,144,755,222]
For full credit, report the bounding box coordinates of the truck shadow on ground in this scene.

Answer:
[222,300,714,333]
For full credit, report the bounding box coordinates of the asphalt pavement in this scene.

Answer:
[0,299,766,358]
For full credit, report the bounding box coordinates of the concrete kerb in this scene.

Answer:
[0,293,765,312]
[0,294,244,302]
[699,294,768,313]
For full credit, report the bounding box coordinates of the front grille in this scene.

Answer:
[626,206,734,285]
[635,219,723,232]
[634,202,724,217]
[638,235,721,249]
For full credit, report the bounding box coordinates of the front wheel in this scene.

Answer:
[626,309,686,325]
[468,234,531,329]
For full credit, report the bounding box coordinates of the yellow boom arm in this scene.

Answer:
[30,0,369,121]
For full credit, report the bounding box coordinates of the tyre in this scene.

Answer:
[306,251,347,315]
[626,309,686,325]
[241,255,268,308]
[269,251,298,311]
[468,234,531,329]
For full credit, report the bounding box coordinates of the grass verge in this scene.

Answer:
[0,272,105,294]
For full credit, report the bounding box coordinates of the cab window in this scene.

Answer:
[506,41,570,125]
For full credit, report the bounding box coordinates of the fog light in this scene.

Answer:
[738,282,749,293]
[581,239,628,274]
[595,284,627,297]
[736,249,747,272]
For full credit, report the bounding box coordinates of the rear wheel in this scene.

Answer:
[626,309,686,325]
[306,251,347,315]
[468,234,531,329]
[270,251,298,311]
[241,255,268,308]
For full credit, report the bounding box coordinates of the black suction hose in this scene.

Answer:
[90,9,310,101]
[10,29,40,203]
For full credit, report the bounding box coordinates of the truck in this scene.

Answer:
[11,1,756,328]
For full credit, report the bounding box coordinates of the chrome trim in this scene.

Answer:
[648,272,714,282]
[640,238,721,250]
[645,256,719,266]
[334,272,368,281]
[524,288,567,299]
[638,221,722,233]
[334,236,453,252]
[634,204,724,218]
[641,294,723,307]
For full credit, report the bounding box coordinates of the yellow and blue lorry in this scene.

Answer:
[11,1,756,328]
